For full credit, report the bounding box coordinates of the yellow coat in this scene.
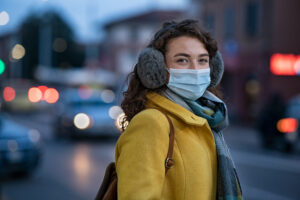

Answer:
[115,92,217,200]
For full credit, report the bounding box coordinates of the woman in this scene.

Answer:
[115,19,242,200]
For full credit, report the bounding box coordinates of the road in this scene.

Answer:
[2,140,115,200]
[224,125,300,200]
[1,112,300,200]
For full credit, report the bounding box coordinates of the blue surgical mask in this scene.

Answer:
[167,68,211,101]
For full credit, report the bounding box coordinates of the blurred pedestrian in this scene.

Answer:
[115,19,242,199]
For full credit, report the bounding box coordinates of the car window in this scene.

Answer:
[70,100,109,107]
[287,96,300,118]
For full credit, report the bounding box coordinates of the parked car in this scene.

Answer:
[0,114,42,176]
[277,94,300,152]
[257,93,286,150]
[1,79,51,112]
[54,88,122,139]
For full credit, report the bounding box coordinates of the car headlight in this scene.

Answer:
[7,140,18,152]
[28,129,41,144]
[109,106,123,119]
[73,113,91,130]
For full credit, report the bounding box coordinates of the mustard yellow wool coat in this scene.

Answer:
[115,92,218,200]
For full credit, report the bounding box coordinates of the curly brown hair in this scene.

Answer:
[120,19,219,130]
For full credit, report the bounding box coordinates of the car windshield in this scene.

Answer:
[60,88,116,107]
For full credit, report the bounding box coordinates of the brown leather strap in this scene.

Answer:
[164,114,175,171]
[149,108,175,172]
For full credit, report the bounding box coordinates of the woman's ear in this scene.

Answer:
[209,51,224,88]
[136,48,169,89]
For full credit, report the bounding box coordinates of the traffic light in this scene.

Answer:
[0,59,5,75]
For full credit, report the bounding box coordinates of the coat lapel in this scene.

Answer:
[146,92,207,127]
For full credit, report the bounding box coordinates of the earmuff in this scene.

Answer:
[136,48,169,89]
[136,48,224,89]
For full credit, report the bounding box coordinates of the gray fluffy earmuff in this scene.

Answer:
[209,51,224,88]
[136,48,169,89]
[136,48,224,89]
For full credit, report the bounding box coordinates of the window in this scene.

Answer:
[130,25,138,41]
[245,1,259,37]
[112,26,129,43]
[224,6,235,38]
[204,13,215,35]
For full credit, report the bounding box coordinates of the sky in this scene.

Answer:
[0,0,188,42]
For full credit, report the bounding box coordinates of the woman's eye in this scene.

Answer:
[176,58,188,63]
[199,59,208,64]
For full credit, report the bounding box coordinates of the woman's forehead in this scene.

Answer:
[166,36,208,56]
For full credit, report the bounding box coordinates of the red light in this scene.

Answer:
[44,88,59,104]
[277,118,298,133]
[294,56,300,74]
[3,86,16,102]
[270,54,297,75]
[28,87,42,103]
[38,85,48,100]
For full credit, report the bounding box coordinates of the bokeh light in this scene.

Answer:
[11,44,26,60]
[28,129,41,143]
[38,85,48,100]
[78,85,93,99]
[0,11,9,26]
[277,118,298,133]
[101,89,115,103]
[74,113,91,130]
[245,80,260,96]
[7,140,18,152]
[0,59,5,74]
[270,54,297,75]
[44,88,59,103]
[72,146,91,186]
[3,86,16,102]
[294,57,300,75]
[53,38,67,53]
[28,87,43,103]
[115,112,127,131]
[109,106,123,119]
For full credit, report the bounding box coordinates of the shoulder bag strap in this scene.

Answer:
[149,108,175,171]
[162,113,175,172]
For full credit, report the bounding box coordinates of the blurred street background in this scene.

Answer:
[0,0,300,199]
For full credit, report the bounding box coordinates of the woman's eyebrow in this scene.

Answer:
[174,53,190,57]
[199,53,209,57]
[174,53,209,57]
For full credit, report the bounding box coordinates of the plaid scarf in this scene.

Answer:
[185,93,243,200]
[162,89,243,200]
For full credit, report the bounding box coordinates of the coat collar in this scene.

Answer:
[146,92,207,126]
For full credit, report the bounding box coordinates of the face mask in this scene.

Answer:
[167,68,211,101]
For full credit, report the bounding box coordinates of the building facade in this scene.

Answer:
[190,0,300,122]
[102,10,184,76]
